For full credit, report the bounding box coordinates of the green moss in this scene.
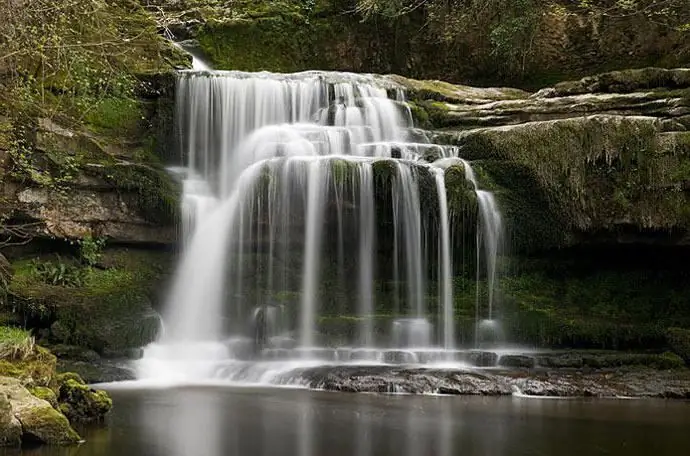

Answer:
[54,372,85,386]
[19,404,81,445]
[407,101,430,129]
[29,386,58,409]
[454,116,690,244]
[83,97,143,138]
[57,377,112,423]
[198,2,310,72]
[444,164,478,224]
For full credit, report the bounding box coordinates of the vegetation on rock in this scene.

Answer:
[0,335,112,445]
[57,375,113,423]
[7,249,171,354]
[162,1,690,87]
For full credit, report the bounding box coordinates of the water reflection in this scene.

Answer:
[4,388,690,456]
[140,388,222,456]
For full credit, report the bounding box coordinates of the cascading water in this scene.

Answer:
[458,159,505,344]
[137,70,496,383]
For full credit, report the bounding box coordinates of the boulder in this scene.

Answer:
[56,373,112,424]
[0,376,80,445]
[0,392,21,447]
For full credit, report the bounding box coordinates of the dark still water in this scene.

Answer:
[7,387,690,456]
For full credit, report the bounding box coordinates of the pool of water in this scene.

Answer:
[6,387,690,456]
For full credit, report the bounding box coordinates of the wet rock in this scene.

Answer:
[468,351,498,367]
[56,359,135,384]
[49,345,101,363]
[383,350,417,364]
[535,353,584,368]
[275,362,690,399]
[49,322,70,344]
[498,355,535,369]
[291,365,512,396]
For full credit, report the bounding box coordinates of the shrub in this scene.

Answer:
[30,259,87,288]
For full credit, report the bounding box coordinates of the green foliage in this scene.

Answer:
[83,97,143,138]
[10,249,171,353]
[0,327,35,360]
[30,259,87,288]
[488,0,540,77]
[77,235,106,268]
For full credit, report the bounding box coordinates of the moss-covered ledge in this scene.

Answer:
[7,248,172,355]
[436,115,690,250]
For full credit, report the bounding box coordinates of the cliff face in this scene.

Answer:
[0,0,182,358]
[389,68,690,252]
[173,0,690,88]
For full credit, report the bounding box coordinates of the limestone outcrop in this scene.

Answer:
[398,67,690,251]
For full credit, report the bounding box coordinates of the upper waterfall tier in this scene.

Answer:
[175,70,446,196]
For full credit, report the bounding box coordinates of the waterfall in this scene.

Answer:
[137,70,477,382]
[459,159,505,339]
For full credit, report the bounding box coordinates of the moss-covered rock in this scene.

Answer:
[0,376,80,445]
[167,1,690,88]
[56,375,112,423]
[0,391,21,447]
[28,387,58,410]
[2,115,180,245]
[547,68,690,97]
[444,115,690,251]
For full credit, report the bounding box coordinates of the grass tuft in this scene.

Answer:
[0,326,36,360]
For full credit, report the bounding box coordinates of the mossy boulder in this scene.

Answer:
[0,376,80,445]
[28,387,58,410]
[56,374,112,424]
[0,391,21,447]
